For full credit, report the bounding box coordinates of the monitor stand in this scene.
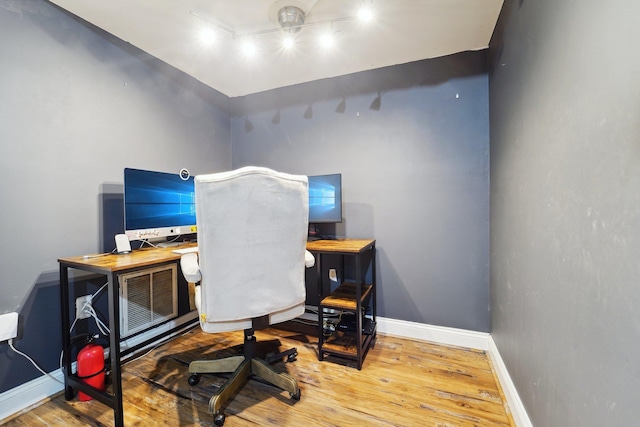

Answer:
[308,223,340,241]
[307,234,337,241]
[157,241,183,248]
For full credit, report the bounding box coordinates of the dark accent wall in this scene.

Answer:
[490,0,640,425]
[231,52,490,332]
[0,0,231,393]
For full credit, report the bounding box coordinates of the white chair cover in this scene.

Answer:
[182,166,311,333]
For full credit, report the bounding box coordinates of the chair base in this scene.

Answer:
[188,329,300,425]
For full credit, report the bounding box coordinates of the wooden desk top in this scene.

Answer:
[305,238,375,254]
[59,238,375,272]
[58,243,197,273]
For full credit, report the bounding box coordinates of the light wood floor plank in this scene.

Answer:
[3,327,515,426]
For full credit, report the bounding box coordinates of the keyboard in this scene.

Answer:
[171,246,199,255]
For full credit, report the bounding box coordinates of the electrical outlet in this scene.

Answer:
[76,295,92,319]
[0,312,19,342]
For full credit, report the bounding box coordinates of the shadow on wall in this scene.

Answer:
[0,270,113,394]
[342,202,375,238]
[0,272,62,393]
[100,184,124,254]
[375,248,423,321]
[232,50,487,115]
[7,0,229,112]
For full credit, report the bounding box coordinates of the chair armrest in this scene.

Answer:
[180,253,202,283]
[305,250,315,268]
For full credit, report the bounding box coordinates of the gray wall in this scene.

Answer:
[0,0,231,393]
[231,53,490,331]
[0,0,491,400]
[490,0,640,425]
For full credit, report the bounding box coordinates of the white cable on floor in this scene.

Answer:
[9,339,63,384]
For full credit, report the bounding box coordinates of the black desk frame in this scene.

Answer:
[60,261,126,426]
[307,239,377,370]
[59,253,183,427]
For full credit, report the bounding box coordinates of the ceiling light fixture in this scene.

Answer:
[282,34,295,50]
[318,30,335,49]
[190,3,373,40]
[278,6,305,33]
[241,40,258,58]
[357,3,375,23]
[198,27,218,45]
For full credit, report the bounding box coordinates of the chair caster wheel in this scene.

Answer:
[214,412,225,426]
[290,389,301,401]
[188,373,200,386]
[286,352,297,363]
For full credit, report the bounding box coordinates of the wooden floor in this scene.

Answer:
[4,326,515,426]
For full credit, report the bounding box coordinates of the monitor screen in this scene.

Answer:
[123,168,196,241]
[308,173,342,223]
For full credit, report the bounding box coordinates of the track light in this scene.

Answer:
[357,3,375,23]
[191,6,374,38]
[282,35,295,49]
[198,27,218,45]
[241,39,258,58]
[318,30,335,50]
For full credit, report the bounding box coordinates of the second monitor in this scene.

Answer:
[308,173,342,224]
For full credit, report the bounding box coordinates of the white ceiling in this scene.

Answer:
[49,0,503,97]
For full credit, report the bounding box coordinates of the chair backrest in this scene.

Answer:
[194,166,309,330]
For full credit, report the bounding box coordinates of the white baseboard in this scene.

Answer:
[376,316,490,350]
[487,336,532,427]
[0,368,66,422]
[0,312,197,423]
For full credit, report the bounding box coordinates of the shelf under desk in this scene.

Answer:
[305,238,377,370]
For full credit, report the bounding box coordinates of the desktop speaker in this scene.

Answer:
[115,234,131,254]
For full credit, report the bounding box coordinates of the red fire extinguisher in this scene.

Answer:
[77,336,105,401]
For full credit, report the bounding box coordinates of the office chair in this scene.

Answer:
[179,166,314,426]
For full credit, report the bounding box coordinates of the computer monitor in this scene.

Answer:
[308,173,342,223]
[123,168,197,243]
